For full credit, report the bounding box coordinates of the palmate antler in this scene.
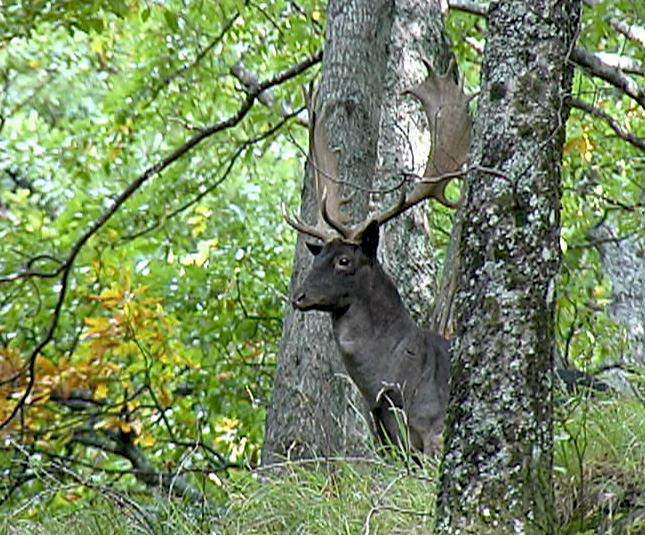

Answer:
[284,58,472,244]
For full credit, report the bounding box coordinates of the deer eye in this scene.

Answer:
[337,256,351,268]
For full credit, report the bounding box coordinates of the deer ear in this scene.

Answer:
[360,220,379,259]
[305,242,323,256]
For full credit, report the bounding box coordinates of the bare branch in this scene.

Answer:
[0,49,323,433]
[608,17,645,48]
[570,97,645,152]
[231,62,309,125]
[70,429,207,502]
[448,0,488,15]
[571,47,645,110]
[590,52,643,75]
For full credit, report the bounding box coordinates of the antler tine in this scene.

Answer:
[378,57,470,218]
[350,171,462,241]
[281,203,337,242]
[415,57,471,177]
[344,187,406,242]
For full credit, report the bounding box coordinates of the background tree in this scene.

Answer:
[263,0,457,464]
[0,0,643,532]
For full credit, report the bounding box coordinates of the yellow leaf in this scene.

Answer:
[136,434,156,447]
[217,371,234,381]
[89,288,123,308]
[190,219,207,238]
[95,384,109,399]
[194,205,211,216]
[159,386,173,408]
[84,317,111,334]
[592,286,607,298]
[36,356,57,374]
[120,421,132,433]
[94,416,122,430]
[216,418,239,433]
[563,134,594,162]
[208,473,223,487]
[582,133,594,162]
[130,421,143,435]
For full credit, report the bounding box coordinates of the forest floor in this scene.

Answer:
[2,393,645,535]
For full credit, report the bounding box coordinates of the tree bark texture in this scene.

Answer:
[376,0,454,328]
[588,223,645,389]
[262,0,394,464]
[263,0,455,464]
[435,1,581,534]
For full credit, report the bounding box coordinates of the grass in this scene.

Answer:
[2,395,644,535]
[555,395,645,534]
[1,459,439,535]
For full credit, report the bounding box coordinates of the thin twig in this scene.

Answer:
[570,97,645,152]
[0,49,322,433]
[570,47,645,110]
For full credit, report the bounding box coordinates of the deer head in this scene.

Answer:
[284,58,472,244]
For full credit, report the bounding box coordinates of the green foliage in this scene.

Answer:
[1,0,322,505]
[555,394,645,534]
[1,0,644,531]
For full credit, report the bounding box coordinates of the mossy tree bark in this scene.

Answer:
[263,0,455,464]
[435,1,581,534]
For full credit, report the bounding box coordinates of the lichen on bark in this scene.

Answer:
[435,1,582,533]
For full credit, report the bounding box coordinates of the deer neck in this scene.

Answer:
[330,265,416,361]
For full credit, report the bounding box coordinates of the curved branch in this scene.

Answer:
[231,62,309,125]
[121,105,305,241]
[608,17,645,48]
[589,52,643,76]
[0,49,322,433]
[571,47,645,110]
[448,0,488,15]
[570,97,645,152]
[72,429,206,502]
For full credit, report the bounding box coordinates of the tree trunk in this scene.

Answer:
[263,0,454,464]
[378,0,454,328]
[435,1,581,534]
[588,222,645,390]
[262,0,394,464]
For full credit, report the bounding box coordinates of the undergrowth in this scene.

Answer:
[2,396,644,535]
[555,395,645,534]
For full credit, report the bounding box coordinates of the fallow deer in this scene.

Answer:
[284,59,472,456]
